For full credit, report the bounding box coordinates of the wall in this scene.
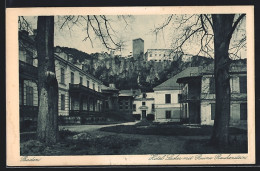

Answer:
[21,80,38,106]
[118,97,133,114]
[133,99,155,115]
[133,39,144,58]
[201,101,247,126]
[147,49,177,61]
[58,89,69,116]
[200,74,247,125]
[154,90,181,122]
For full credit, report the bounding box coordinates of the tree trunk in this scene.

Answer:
[36,16,59,144]
[210,14,235,146]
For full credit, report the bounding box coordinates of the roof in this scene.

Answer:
[102,85,119,91]
[153,67,200,91]
[133,38,144,42]
[119,93,134,97]
[119,89,141,96]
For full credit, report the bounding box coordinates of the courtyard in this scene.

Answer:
[20,121,247,156]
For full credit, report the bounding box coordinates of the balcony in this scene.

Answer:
[178,94,200,103]
[19,60,38,80]
[69,84,105,99]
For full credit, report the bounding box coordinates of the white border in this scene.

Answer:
[6,6,255,166]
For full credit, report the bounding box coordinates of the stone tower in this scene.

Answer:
[132,38,144,59]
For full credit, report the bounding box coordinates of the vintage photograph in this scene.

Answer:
[6,6,255,165]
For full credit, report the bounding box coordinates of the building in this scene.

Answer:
[146,49,182,62]
[132,38,144,59]
[153,67,200,122]
[102,83,119,111]
[19,30,39,123]
[177,62,247,126]
[118,89,141,115]
[54,47,106,118]
[132,92,155,120]
[19,30,107,125]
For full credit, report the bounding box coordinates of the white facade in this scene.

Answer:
[54,52,104,116]
[154,90,181,122]
[146,49,181,62]
[133,92,155,119]
[200,74,247,125]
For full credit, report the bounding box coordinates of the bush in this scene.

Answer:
[59,128,75,140]
[20,120,37,132]
[133,114,141,120]
[146,114,155,121]
[20,140,45,155]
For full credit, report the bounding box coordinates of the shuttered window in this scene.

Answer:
[240,103,247,120]
[211,103,215,120]
[61,94,65,110]
[60,68,65,84]
[166,111,171,119]
[71,72,74,84]
[26,86,33,106]
[209,77,215,94]
[133,104,136,111]
[239,76,247,93]
[165,94,171,104]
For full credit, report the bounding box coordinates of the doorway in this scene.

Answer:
[142,110,146,119]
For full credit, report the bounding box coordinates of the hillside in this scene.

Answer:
[56,46,216,91]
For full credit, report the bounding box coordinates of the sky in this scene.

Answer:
[22,15,246,58]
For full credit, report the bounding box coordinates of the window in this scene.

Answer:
[155,54,157,56]
[60,68,65,84]
[166,111,171,119]
[178,94,181,103]
[152,104,155,111]
[61,94,65,110]
[209,77,215,94]
[119,101,123,109]
[239,76,247,93]
[93,83,95,90]
[142,102,146,106]
[70,72,74,84]
[211,103,215,120]
[143,93,146,98]
[240,103,247,120]
[150,54,152,57]
[125,101,129,109]
[133,104,136,111]
[87,80,90,88]
[98,86,100,92]
[159,54,161,56]
[80,77,83,85]
[26,50,33,65]
[26,86,33,106]
[165,94,171,104]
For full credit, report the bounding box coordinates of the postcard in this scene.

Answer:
[6,6,255,166]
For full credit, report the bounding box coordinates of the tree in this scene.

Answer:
[19,15,130,144]
[154,14,246,146]
[36,16,59,144]
[211,14,245,146]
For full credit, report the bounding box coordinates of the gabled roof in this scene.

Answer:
[153,67,200,91]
